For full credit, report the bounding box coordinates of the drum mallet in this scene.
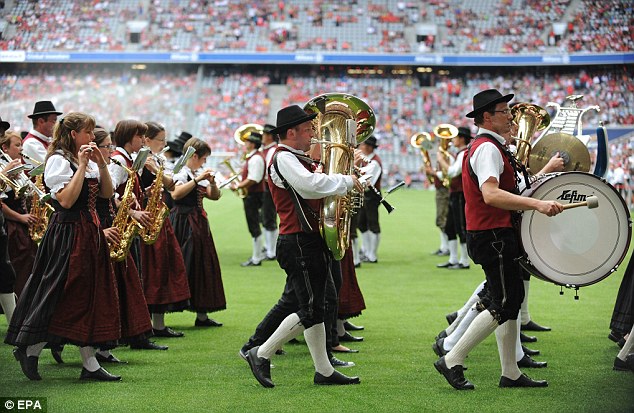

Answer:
[562,195,599,210]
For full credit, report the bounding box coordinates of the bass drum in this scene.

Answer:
[519,172,631,287]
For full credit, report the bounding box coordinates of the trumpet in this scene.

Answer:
[0,149,30,197]
[433,124,458,187]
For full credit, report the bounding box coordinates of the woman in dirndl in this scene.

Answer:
[5,112,122,382]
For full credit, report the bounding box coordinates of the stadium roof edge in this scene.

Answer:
[1,51,632,66]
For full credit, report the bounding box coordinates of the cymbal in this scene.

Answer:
[529,132,591,173]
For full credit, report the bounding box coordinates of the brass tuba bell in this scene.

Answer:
[410,132,436,184]
[510,103,550,170]
[234,123,264,146]
[432,124,458,187]
[303,93,376,260]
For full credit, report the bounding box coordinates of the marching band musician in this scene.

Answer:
[0,131,38,296]
[92,127,153,363]
[355,136,382,264]
[434,89,564,390]
[424,156,451,258]
[234,131,267,267]
[6,112,123,381]
[260,124,279,261]
[169,137,226,328]
[141,122,191,337]
[22,101,63,167]
[244,105,363,388]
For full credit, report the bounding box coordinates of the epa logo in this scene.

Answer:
[1,398,46,412]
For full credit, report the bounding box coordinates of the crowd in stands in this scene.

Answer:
[1,0,631,54]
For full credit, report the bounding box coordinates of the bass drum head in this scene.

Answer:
[521,172,631,287]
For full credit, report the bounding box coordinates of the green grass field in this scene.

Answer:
[1,189,632,413]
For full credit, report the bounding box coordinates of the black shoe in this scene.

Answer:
[195,318,223,327]
[626,354,634,372]
[80,367,121,381]
[521,320,551,332]
[343,321,364,331]
[499,373,548,388]
[339,332,363,342]
[50,345,64,364]
[446,311,458,325]
[239,346,249,361]
[433,356,474,390]
[517,354,547,368]
[153,327,185,337]
[361,256,377,263]
[435,330,448,341]
[437,261,458,268]
[431,249,449,256]
[96,353,127,364]
[613,356,630,371]
[264,255,276,261]
[13,347,41,381]
[520,332,537,343]
[241,259,261,267]
[608,331,624,343]
[354,262,361,268]
[246,346,274,388]
[448,263,470,270]
[432,338,448,357]
[330,356,355,368]
[130,340,168,350]
[522,345,540,356]
[314,370,360,385]
[617,338,626,348]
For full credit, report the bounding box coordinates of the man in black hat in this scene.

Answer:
[356,136,382,264]
[0,116,10,135]
[259,124,279,261]
[234,131,266,267]
[22,101,62,167]
[434,89,564,390]
[245,105,363,388]
[436,126,472,270]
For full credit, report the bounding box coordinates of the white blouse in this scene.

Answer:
[173,165,210,188]
[45,152,100,200]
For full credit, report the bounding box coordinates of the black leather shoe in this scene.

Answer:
[96,353,127,364]
[314,370,360,385]
[80,367,121,381]
[433,356,474,390]
[264,255,276,261]
[50,345,64,364]
[435,330,448,341]
[339,332,363,342]
[330,356,355,368]
[521,320,551,332]
[153,327,184,337]
[343,321,364,331]
[626,354,634,372]
[437,261,457,268]
[239,347,249,361]
[446,311,458,325]
[608,331,623,343]
[432,337,448,357]
[520,332,537,343]
[13,347,41,381]
[448,263,470,269]
[613,356,629,371]
[517,354,547,368]
[499,373,548,388]
[361,256,377,263]
[195,318,223,327]
[431,249,449,256]
[522,345,540,356]
[130,340,168,350]
[241,259,261,267]
[246,346,274,388]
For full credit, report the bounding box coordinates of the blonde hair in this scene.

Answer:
[0,130,20,152]
[47,112,96,163]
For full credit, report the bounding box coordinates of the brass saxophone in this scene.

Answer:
[139,158,169,245]
[28,174,54,243]
[109,159,143,261]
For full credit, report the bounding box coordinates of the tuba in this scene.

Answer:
[109,159,143,261]
[510,103,550,170]
[410,132,436,184]
[433,124,458,187]
[234,123,264,146]
[304,93,376,260]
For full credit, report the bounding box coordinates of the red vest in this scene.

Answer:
[268,147,320,235]
[462,136,516,231]
[241,152,265,193]
[23,132,49,149]
[369,154,382,190]
[112,150,143,201]
[449,148,467,193]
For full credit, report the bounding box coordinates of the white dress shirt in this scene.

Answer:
[45,152,100,200]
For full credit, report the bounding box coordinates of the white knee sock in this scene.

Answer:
[447,240,458,264]
[26,342,47,358]
[257,313,305,360]
[361,231,370,256]
[457,281,486,318]
[336,319,346,336]
[460,243,470,267]
[264,229,277,258]
[352,238,360,265]
[152,313,165,330]
[495,320,522,380]
[0,293,16,324]
[252,235,264,262]
[445,311,498,368]
[444,305,479,351]
[79,346,100,372]
[520,280,531,324]
[515,317,524,362]
[617,325,634,361]
[304,323,335,376]
[440,231,448,252]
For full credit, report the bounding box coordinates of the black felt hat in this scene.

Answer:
[0,115,10,132]
[246,131,262,145]
[263,124,276,134]
[270,105,317,135]
[362,136,378,148]
[457,126,472,143]
[27,101,62,119]
[465,89,514,118]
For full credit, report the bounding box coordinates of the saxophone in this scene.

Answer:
[139,158,169,245]
[28,174,54,243]
[109,159,143,261]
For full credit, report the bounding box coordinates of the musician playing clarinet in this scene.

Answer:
[434,89,564,390]
[355,136,382,264]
